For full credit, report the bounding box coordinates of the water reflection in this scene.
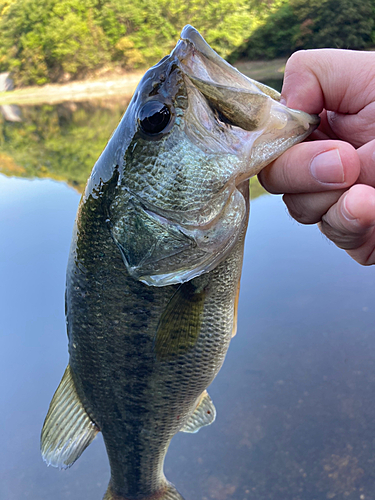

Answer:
[1,174,375,499]
[0,78,282,190]
[0,104,22,122]
[0,99,129,190]
[0,98,267,199]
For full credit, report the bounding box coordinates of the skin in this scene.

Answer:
[258,49,375,265]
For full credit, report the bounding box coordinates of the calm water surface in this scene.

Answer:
[1,100,375,500]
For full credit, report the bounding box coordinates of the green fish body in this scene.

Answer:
[41,26,319,500]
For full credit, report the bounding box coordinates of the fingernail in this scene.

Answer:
[341,193,358,222]
[280,96,287,106]
[310,149,344,184]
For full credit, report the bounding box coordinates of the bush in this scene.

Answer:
[0,0,110,85]
[292,0,374,50]
[238,0,299,59]
[238,0,375,61]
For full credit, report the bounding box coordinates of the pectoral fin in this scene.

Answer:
[154,281,205,361]
[41,365,99,469]
[180,390,216,433]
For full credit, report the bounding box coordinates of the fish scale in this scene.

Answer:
[41,25,319,500]
[123,133,236,213]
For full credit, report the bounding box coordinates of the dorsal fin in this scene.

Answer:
[41,365,99,469]
[180,390,216,433]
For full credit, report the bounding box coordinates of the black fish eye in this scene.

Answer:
[139,101,171,135]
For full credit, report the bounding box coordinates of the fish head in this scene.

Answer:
[86,26,319,287]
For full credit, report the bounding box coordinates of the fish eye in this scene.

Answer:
[139,101,171,135]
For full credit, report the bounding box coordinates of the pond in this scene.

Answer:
[1,98,375,500]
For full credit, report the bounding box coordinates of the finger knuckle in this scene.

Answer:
[286,51,308,72]
[283,195,317,224]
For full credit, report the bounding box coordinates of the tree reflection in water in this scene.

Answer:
[0,99,129,191]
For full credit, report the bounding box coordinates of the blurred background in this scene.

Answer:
[1,2,375,500]
[1,0,374,188]
[0,0,374,85]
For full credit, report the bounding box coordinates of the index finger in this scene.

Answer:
[282,49,375,115]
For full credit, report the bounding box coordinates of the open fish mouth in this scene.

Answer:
[174,25,283,99]
[173,25,319,179]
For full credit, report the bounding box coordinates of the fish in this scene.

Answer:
[40,25,319,500]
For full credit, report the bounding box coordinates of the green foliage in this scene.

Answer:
[1,0,375,84]
[0,0,110,85]
[237,0,299,59]
[291,0,374,50]
[239,0,375,60]
[44,1,110,76]
[0,0,259,85]
[97,0,258,66]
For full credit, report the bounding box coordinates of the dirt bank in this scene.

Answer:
[0,58,287,106]
[0,71,144,105]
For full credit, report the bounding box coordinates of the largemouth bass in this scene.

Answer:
[41,26,319,500]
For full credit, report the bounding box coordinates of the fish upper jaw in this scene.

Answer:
[174,25,261,93]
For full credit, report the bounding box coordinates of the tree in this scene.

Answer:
[0,0,260,85]
[0,0,109,85]
[238,0,374,60]
[291,0,374,50]
[235,0,299,59]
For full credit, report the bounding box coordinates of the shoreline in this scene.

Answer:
[0,58,287,106]
[0,71,144,106]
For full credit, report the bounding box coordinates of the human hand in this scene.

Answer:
[258,49,375,265]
